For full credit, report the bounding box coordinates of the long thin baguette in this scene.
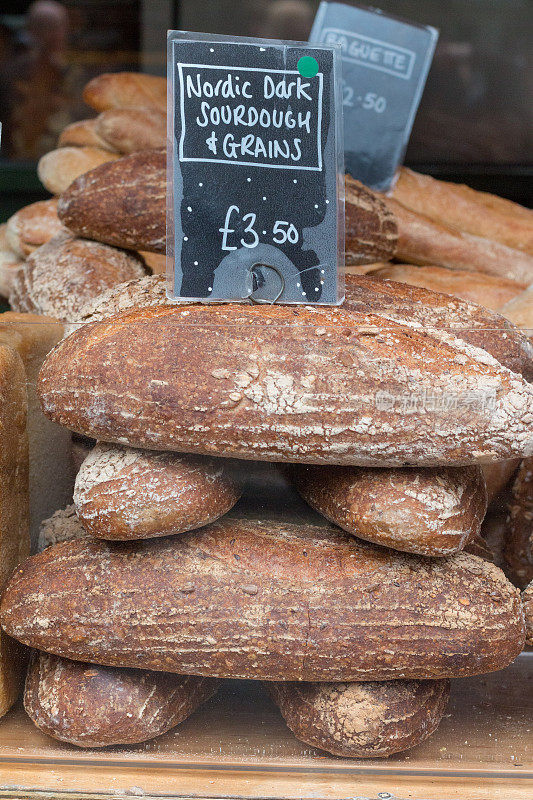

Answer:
[268,679,450,758]
[391,168,533,255]
[344,178,398,265]
[379,193,533,285]
[38,302,533,467]
[0,518,524,681]
[25,651,219,748]
[83,73,166,112]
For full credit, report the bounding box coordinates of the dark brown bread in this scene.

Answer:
[344,273,533,382]
[74,442,241,540]
[57,150,165,253]
[38,302,533,467]
[95,107,166,154]
[24,651,219,748]
[269,678,450,758]
[8,231,146,322]
[83,73,166,112]
[380,195,533,285]
[0,518,525,681]
[290,464,487,556]
[505,457,533,588]
[344,177,398,265]
[523,581,533,645]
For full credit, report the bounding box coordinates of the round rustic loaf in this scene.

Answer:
[268,678,450,758]
[522,581,533,646]
[290,464,487,556]
[74,442,241,540]
[1,518,524,681]
[5,199,64,258]
[8,231,146,322]
[505,457,533,588]
[24,650,219,748]
[38,302,533,466]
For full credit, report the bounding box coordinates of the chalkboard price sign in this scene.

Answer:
[310,2,438,191]
[167,31,344,304]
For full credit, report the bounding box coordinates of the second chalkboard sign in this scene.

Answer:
[167,31,344,304]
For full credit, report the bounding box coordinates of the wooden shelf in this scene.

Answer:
[0,652,530,800]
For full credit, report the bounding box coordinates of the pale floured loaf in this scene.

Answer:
[5,199,64,258]
[83,73,166,112]
[37,146,118,196]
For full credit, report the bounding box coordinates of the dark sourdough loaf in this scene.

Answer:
[505,457,533,588]
[268,678,450,758]
[38,303,533,466]
[74,442,241,540]
[290,464,487,556]
[523,581,533,646]
[24,650,219,748]
[1,518,524,681]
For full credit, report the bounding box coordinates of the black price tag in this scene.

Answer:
[167,32,344,304]
[310,1,438,191]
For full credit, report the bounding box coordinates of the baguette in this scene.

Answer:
[344,178,398,265]
[290,464,487,556]
[74,442,241,540]
[268,679,450,758]
[8,231,146,322]
[369,263,523,311]
[499,286,533,335]
[25,651,219,748]
[344,273,533,382]
[523,581,533,646]
[379,193,533,285]
[38,147,118,196]
[505,458,533,588]
[58,119,118,152]
[57,149,166,253]
[95,107,166,154]
[38,302,533,466]
[0,518,525,681]
[83,73,166,112]
[0,345,29,716]
[391,168,533,255]
[6,199,64,258]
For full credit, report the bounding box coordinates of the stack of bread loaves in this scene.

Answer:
[1,72,532,758]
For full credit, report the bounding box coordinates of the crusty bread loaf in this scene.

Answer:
[95,107,166,154]
[58,119,118,152]
[344,273,533,382]
[57,149,165,253]
[505,458,533,588]
[83,73,166,112]
[38,505,85,552]
[0,225,23,298]
[0,313,73,546]
[499,286,533,336]
[37,147,119,196]
[1,518,525,681]
[391,168,533,255]
[64,274,168,337]
[38,302,533,466]
[344,178,398,265]
[290,464,487,556]
[74,442,241,540]
[24,650,219,748]
[482,460,520,507]
[380,193,533,285]
[5,199,64,258]
[523,581,533,645]
[369,263,523,310]
[0,345,29,717]
[269,678,449,758]
[8,231,146,322]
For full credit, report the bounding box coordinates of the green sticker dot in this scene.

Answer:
[297,56,319,78]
